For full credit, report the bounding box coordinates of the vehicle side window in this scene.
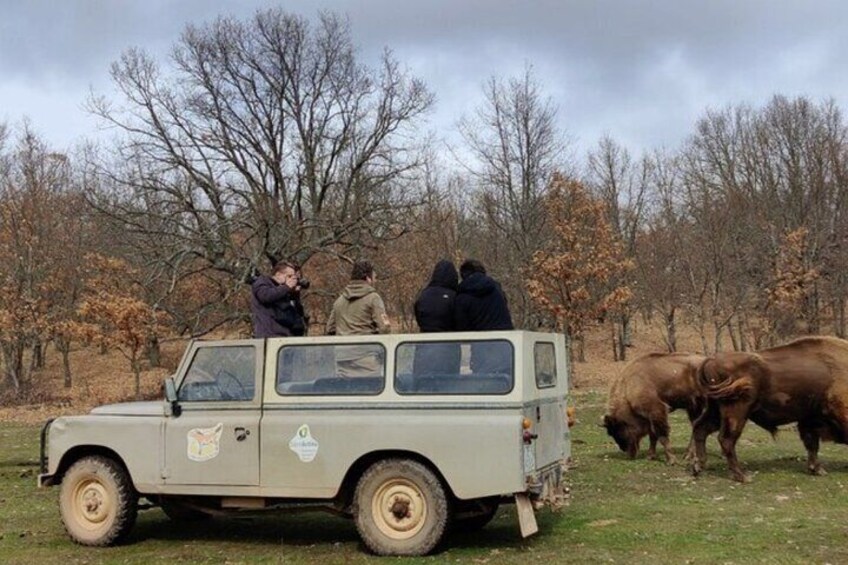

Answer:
[395,340,513,395]
[534,342,557,388]
[276,344,385,395]
[178,346,256,402]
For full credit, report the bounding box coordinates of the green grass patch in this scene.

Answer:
[3,398,848,564]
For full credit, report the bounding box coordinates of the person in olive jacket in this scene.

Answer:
[413,260,460,375]
[326,260,390,378]
[326,260,391,336]
[251,261,306,338]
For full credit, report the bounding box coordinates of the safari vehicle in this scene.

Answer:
[38,330,571,556]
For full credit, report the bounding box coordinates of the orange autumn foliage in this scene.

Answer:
[528,175,633,346]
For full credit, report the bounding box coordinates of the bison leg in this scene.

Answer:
[647,433,658,460]
[649,420,676,464]
[643,405,674,463]
[626,438,641,459]
[798,422,826,476]
[718,408,751,483]
[689,402,720,477]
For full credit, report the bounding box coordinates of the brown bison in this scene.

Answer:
[603,352,707,463]
[692,336,848,482]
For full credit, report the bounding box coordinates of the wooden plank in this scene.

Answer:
[515,493,539,537]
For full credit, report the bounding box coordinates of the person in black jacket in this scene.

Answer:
[412,260,461,376]
[250,262,307,338]
[414,259,458,332]
[455,259,513,331]
[455,259,514,375]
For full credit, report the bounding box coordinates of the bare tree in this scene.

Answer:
[587,136,649,359]
[87,10,434,335]
[633,150,687,351]
[457,65,569,327]
[0,123,83,395]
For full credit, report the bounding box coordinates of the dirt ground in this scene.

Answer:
[0,319,705,423]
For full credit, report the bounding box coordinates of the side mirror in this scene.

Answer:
[164,377,181,417]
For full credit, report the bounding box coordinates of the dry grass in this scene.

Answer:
[0,341,185,424]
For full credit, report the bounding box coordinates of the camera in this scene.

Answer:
[243,266,261,285]
[297,277,311,290]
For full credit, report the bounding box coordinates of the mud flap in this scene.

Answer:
[515,493,539,537]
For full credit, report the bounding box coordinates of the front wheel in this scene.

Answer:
[354,458,448,556]
[59,455,138,546]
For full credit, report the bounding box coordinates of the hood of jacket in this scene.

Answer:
[428,260,458,291]
[458,272,499,297]
[342,281,377,301]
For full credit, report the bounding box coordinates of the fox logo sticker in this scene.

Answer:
[187,423,224,462]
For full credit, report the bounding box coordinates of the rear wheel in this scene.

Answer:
[354,458,448,556]
[59,455,137,546]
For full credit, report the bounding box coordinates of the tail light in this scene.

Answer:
[522,417,538,444]
[566,406,576,428]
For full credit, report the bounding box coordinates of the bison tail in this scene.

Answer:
[705,376,754,400]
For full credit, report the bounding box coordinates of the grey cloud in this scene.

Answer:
[1,0,847,154]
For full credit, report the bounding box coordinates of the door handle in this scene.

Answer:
[234,427,251,441]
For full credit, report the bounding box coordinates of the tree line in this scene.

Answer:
[2,9,846,398]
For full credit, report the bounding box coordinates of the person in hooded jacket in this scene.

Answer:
[455,259,514,375]
[326,260,390,377]
[412,260,461,376]
[455,259,513,331]
[326,260,391,336]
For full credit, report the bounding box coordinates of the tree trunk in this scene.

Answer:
[31,339,45,370]
[805,284,821,334]
[835,297,846,339]
[713,320,724,353]
[727,317,740,351]
[131,353,141,399]
[576,335,586,363]
[2,341,25,397]
[610,324,620,362]
[737,316,748,352]
[664,308,677,352]
[621,313,633,346]
[145,335,161,368]
[56,336,73,388]
[616,316,627,362]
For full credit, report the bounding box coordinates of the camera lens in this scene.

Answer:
[298,278,311,289]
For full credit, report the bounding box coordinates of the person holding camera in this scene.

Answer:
[250,261,308,338]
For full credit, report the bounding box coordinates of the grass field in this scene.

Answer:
[3,390,848,564]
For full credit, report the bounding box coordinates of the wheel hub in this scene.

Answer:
[390,497,411,519]
[372,479,427,540]
[75,480,111,524]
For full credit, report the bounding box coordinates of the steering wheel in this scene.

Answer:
[215,368,248,401]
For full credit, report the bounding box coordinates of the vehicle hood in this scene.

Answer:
[89,401,166,416]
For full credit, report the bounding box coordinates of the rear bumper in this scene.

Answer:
[526,459,570,509]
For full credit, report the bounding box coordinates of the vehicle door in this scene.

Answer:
[164,340,263,486]
[523,335,570,471]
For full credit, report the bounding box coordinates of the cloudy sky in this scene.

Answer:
[2,0,847,157]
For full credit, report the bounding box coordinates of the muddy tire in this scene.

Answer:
[160,497,212,522]
[354,458,448,556]
[59,455,138,546]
